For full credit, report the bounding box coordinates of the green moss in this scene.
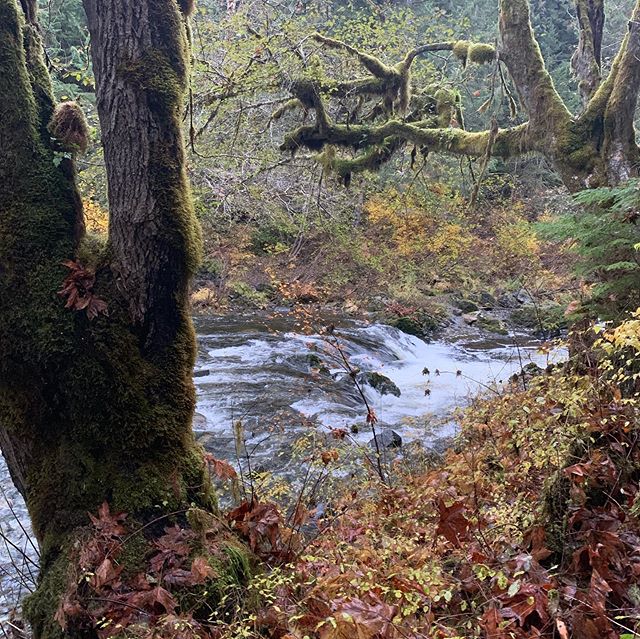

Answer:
[476,316,508,335]
[116,533,151,579]
[453,40,471,64]
[453,41,495,66]
[433,87,460,128]
[468,43,496,64]
[1,2,221,636]
[23,548,71,639]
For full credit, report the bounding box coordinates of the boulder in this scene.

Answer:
[477,316,509,335]
[498,293,519,309]
[360,372,401,397]
[391,316,423,338]
[369,430,402,449]
[479,292,496,309]
[516,288,534,305]
[455,299,479,313]
[462,311,480,325]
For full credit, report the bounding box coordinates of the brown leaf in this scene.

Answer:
[190,556,215,584]
[91,557,122,589]
[435,498,470,547]
[58,260,108,320]
[479,607,511,639]
[88,501,127,537]
[205,453,237,481]
[321,449,339,465]
[321,596,397,639]
[133,586,177,615]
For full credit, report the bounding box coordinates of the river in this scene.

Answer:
[0,311,561,617]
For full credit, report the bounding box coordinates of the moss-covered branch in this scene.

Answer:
[281,0,640,189]
[571,0,605,104]
[498,0,571,128]
[307,34,495,114]
[282,119,531,162]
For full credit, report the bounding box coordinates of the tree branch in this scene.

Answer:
[498,0,571,128]
[282,119,531,167]
[571,0,605,104]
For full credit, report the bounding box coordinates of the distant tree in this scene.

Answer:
[280,0,640,190]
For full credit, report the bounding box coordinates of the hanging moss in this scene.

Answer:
[453,41,495,66]
[453,40,471,65]
[433,87,460,128]
[468,43,496,64]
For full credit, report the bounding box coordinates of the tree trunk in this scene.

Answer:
[0,1,241,636]
[572,0,605,104]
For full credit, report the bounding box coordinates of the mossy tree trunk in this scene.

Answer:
[281,0,640,190]
[0,1,227,636]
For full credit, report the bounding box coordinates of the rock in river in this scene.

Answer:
[360,371,402,397]
[369,430,403,449]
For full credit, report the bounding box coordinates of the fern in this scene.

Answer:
[539,180,640,319]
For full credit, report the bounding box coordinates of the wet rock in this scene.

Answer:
[193,412,208,429]
[455,299,479,313]
[479,292,496,309]
[511,303,567,337]
[477,316,508,335]
[462,312,480,325]
[308,353,331,375]
[516,288,534,305]
[360,372,401,397]
[509,362,545,385]
[391,316,423,338]
[387,309,442,341]
[498,293,519,309]
[369,430,402,449]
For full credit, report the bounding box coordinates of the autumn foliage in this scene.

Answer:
[49,316,639,638]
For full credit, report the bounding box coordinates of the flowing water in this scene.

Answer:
[0,311,562,617]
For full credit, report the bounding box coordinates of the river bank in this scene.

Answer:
[0,309,562,617]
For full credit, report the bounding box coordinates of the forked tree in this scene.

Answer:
[280,0,640,191]
[0,1,249,637]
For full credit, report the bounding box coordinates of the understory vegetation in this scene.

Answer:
[42,310,640,639]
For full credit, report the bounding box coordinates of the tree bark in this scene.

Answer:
[0,1,239,636]
[83,0,201,348]
[602,5,640,182]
